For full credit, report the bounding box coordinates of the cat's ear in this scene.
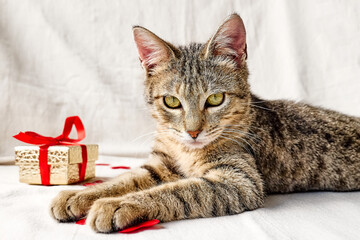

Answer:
[203,13,247,67]
[133,26,178,74]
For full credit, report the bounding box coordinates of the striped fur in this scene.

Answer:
[50,13,360,233]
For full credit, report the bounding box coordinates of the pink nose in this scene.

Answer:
[187,130,201,139]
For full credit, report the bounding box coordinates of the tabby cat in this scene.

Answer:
[50,13,360,233]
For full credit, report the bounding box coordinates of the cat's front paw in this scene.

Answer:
[87,197,149,233]
[50,189,97,222]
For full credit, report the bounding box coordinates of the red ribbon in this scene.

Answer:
[13,116,88,186]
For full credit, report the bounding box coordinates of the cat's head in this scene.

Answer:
[133,13,251,149]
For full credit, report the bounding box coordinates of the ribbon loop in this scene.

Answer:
[59,116,86,143]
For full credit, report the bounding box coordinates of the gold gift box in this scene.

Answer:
[15,145,98,185]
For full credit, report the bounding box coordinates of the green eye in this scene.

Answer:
[164,96,181,109]
[206,93,224,107]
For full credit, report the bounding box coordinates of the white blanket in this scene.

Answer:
[1,156,360,240]
[0,0,360,239]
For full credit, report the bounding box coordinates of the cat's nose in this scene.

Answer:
[187,130,201,139]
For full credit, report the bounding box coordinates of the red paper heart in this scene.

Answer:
[111,166,131,170]
[82,180,103,186]
[74,218,161,233]
[76,218,86,225]
[119,219,160,233]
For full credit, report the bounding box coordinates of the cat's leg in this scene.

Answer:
[86,156,264,233]
[50,153,183,222]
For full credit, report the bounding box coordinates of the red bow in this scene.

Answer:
[13,116,88,186]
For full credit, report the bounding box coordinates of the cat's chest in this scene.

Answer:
[161,141,209,177]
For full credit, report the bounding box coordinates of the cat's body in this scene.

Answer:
[152,94,360,194]
[50,14,360,233]
[250,95,360,193]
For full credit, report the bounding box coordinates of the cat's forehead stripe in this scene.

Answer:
[177,43,204,82]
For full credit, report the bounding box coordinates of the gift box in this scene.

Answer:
[15,145,98,185]
[13,116,98,185]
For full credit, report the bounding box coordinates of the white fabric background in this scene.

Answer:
[0,1,360,239]
[1,0,359,158]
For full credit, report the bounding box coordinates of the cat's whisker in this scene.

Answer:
[133,129,174,144]
[130,131,158,143]
[221,129,262,143]
[221,128,260,138]
[131,129,172,143]
[220,124,267,134]
[168,127,182,134]
[205,126,261,148]
[220,123,258,129]
[135,131,174,152]
[134,134,157,148]
[250,100,268,104]
[249,104,274,112]
[218,135,253,156]
[221,132,260,147]
[207,128,222,136]
[219,125,262,140]
[220,132,254,155]
[236,100,269,105]
[225,100,273,111]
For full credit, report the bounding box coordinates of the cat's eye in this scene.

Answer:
[206,93,224,107]
[164,96,181,109]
